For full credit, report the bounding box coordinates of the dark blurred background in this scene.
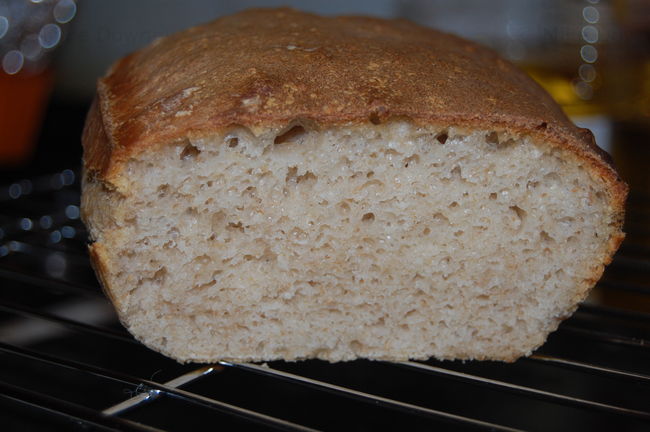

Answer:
[1,4,650,430]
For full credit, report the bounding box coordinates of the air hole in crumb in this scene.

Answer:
[192,254,211,267]
[366,171,374,178]
[153,267,167,283]
[274,125,306,144]
[261,247,277,262]
[286,166,318,184]
[338,201,350,212]
[436,133,448,144]
[454,230,464,237]
[433,212,449,223]
[368,112,382,125]
[298,171,317,183]
[422,227,431,235]
[227,221,244,232]
[285,166,298,183]
[448,201,459,208]
[180,142,200,160]
[487,132,515,149]
[403,154,420,168]
[290,227,309,244]
[361,212,375,222]
[156,184,169,197]
[404,309,417,318]
[509,205,527,227]
[486,131,499,145]
[227,137,239,147]
[511,205,526,219]
[540,231,554,243]
[383,148,401,160]
[360,179,383,190]
[489,192,497,200]
[451,165,462,179]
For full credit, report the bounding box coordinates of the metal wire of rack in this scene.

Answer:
[0,169,649,431]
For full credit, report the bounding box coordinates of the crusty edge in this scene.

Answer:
[81,98,131,327]
[87,243,123,311]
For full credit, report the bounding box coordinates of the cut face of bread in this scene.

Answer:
[82,121,621,362]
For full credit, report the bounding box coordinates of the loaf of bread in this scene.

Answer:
[81,8,627,363]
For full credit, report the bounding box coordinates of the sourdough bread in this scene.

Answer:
[81,8,627,363]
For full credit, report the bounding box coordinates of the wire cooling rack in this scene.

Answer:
[0,169,649,431]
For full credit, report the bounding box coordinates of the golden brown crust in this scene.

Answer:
[82,8,625,198]
[81,98,110,182]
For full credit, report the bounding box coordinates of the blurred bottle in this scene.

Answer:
[0,0,77,167]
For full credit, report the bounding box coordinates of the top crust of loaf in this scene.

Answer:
[82,7,626,222]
